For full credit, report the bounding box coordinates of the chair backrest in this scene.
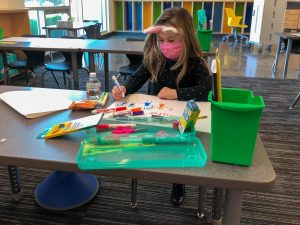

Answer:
[125,38,144,67]
[61,36,84,68]
[84,22,102,39]
[225,8,235,18]
[225,8,242,27]
[83,20,99,23]
[126,54,143,67]
[283,39,300,54]
[22,34,46,65]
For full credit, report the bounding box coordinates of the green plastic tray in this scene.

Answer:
[76,124,207,170]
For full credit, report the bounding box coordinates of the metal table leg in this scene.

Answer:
[197,186,206,218]
[272,36,282,77]
[88,52,95,72]
[1,50,9,85]
[212,188,223,225]
[7,165,22,202]
[282,39,292,79]
[290,92,300,109]
[223,189,243,225]
[104,53,109,92]
[71,52,79,90]
[131,179,138,208]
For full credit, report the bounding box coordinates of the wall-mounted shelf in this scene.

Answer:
[0,8,30,37]
[113,1,254,34]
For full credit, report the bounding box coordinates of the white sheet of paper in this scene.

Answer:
[0,89,78,118]
[106,94,211,133]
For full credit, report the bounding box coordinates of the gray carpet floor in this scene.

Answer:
[0,70,299,225]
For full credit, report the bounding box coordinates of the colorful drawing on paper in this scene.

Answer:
[128,102,135,107]
[115,101,127,106]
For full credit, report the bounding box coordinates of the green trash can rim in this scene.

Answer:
[208,88,265,112]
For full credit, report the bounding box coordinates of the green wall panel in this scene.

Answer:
[116,1,123,30]
[235,2,245,33]
[193,2,203,29]
[153,2,162,23]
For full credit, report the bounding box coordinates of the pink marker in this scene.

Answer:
[96,123,136,130]
[91,106,127,114]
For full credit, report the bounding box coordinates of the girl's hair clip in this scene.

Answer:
[143,26,178,34]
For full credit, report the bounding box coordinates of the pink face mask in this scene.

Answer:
[160,41,183,60]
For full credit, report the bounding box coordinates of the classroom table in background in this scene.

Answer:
[0,37,97,90]
[273,32,300,79]
[0,85,276,225]
[42,21,97,37]
[83,39,216,92]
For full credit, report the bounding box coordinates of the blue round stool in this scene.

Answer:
[35,171,99,210]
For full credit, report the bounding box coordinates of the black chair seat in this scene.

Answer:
[8,60,30,69]
[119,65,140,75]
[45,62,71,71]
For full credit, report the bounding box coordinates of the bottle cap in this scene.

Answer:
[89,72,96,78]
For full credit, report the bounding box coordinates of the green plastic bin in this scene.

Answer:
[0,28,3,40]
[197,29,212,51]
[208,88,265,166]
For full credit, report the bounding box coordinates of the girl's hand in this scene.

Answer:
[112,85,126,100]
[158,87,178,100]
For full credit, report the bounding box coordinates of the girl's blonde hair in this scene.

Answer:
[144,7,208,86]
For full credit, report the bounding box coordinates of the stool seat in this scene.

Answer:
[35,171,99,210]
[8,60,38,69]
[45,62,71,71]
[119,65,139,75]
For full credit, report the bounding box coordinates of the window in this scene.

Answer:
[25,0,108,35]
[24,0,70,7]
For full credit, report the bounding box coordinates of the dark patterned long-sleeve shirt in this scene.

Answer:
[124,57,212,101]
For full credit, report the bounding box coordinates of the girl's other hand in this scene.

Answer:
[158,87,177,100]
[112,85,126,100]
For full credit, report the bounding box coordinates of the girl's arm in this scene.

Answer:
[124,64,152,94]
[177,58,212,101]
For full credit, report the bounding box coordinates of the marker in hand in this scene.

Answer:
[112,75,125,98]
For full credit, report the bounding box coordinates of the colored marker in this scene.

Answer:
[91,106,127,115]
[112,75,125,98]
[96,123,136,130]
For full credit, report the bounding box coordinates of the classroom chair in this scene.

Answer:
[222,8,248,44]
[81,22,103,69]
[117,38,144,81]
[83,22,102,40]
[41,37,89,89]
[7,34,46,86]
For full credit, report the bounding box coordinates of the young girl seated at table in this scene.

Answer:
[112,7,211,206]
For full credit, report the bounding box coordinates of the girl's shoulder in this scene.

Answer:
[188,57,206,66]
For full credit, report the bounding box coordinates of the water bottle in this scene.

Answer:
[86,72,101,101]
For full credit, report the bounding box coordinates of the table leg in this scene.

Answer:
[222,189,243,225]
[88,52,95,72]
[272,36,282,78]
[71,52,79,90]
[197,186,206,218]
[7,165,22,202]
[1,50,9,85]
[282,39,292,80]
[290,91,300,110]
[212,188,223,225]
[131,179,138,208]
[104,53,109,92]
